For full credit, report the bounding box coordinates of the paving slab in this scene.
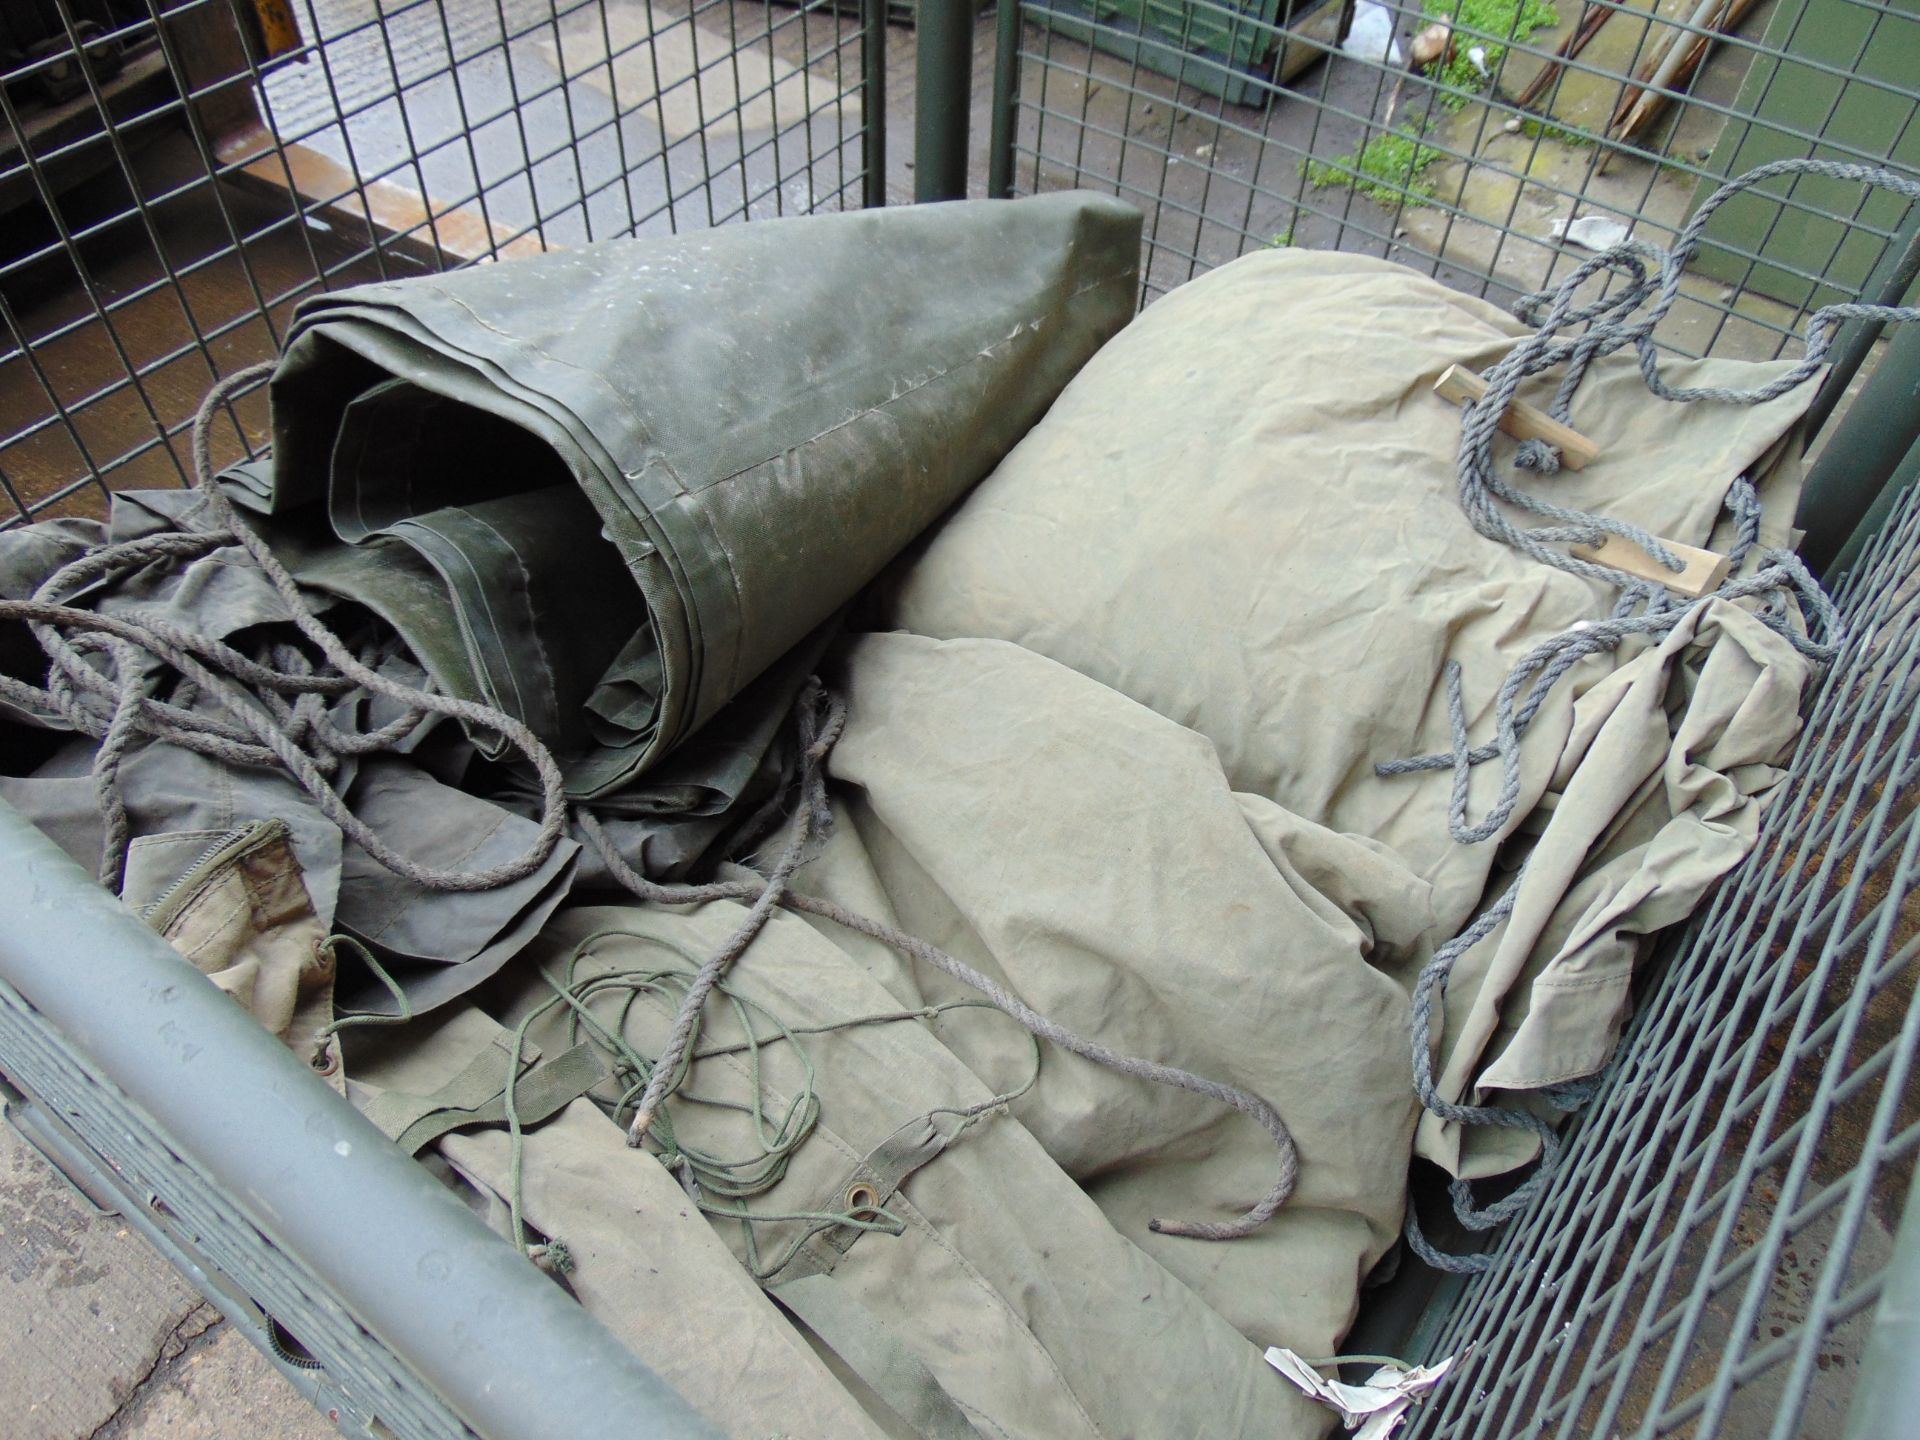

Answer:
[1,1118,328,1440]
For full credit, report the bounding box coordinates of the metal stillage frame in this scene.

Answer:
[5,1,1920,1436]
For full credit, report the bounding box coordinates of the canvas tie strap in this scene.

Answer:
[814,1112,973,1264]
[769,1272,988,1440]
[361,1036,610,1156]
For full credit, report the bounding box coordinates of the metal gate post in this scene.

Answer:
[1841,1163,1920,1439]
[914,0,974,200]
[988,0,1022,199]
[862,0,889,207]
[1801,220,1920,442]
[0,803,719,1440]
[1797,317,1920,576]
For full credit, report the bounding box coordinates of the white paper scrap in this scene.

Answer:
[1341,3,1406,65]
[1263,1348,1459,1437]
[1549,215,1632,251]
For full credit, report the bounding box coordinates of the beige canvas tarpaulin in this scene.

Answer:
[346,1001,903,1440]
[874,247,1819,1174]
[350,888,1340,1439]
[332,244,1828,1436]
[1422,599,1812,1176]
[790,632,1434,1353]
[343,643,1431,1438]
[125,819,343,1080]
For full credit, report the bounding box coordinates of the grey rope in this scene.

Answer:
[577,794,1302,1241]
[622,681,845,1143]
[1373,523,1842,847]
[0,363,569,892]
[1440,159,1920,600]
[1387,159,1912,1271]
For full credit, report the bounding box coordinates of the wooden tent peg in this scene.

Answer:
[1433,365,1601,471]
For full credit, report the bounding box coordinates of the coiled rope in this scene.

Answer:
[1386,159,1919,1272]
[4,363,1300,1245]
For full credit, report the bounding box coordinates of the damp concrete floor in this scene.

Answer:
[1,1118,335,1440]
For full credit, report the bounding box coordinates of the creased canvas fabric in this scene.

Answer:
[244,194,1143,797]
[872,247,1818,1170]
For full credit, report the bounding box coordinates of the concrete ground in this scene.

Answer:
[2,1119,332,1440]
[994,0,1810,359]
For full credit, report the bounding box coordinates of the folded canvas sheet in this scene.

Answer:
[1,197,1144,1015]
[342,609,1815,1437]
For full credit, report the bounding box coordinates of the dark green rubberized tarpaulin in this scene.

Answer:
[225,194,1142,798]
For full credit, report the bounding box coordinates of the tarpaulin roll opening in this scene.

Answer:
[228,194,1144,798]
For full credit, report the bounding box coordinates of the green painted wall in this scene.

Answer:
[1691,0,1920,306]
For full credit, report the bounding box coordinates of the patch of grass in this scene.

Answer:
[1306,132,1447,205]
[1267,225,1295,248]
[1423,0,1559,111]
[1519,115,1595,147]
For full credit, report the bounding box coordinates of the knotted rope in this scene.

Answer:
[0,362,570,892]
[1387,158,1917,1272]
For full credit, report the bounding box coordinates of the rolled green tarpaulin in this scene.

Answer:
[231,193,1142,797]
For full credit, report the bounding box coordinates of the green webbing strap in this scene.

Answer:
[820,1113,970,1262]
[393,1044,611,1156]
[769,1272,986,1440]
[360,1038,610,1156]
[360,1034,532,1141]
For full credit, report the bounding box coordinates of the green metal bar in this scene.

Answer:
[0,801,720,1440]
[1803,217,1920,442]
[988,0,1024,198]
[862,0,889,207]
[1841,1100,1920,1438]
[915,0,975,201]
[1824,432,1920,583]
[1797,318,1920,576]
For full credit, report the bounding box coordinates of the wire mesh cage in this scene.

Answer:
[4,2,1920,1438]
[1,0,883,529]
[987,0,1920,357]
[1399,476,1920,1438]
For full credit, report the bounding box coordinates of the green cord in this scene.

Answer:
[318,935,414,1035]
[498,926,1042,1279]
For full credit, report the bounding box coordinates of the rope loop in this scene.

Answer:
[1391,159,1913,1269]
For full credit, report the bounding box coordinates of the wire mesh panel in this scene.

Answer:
[1399,478,1920,1439]
[0,0,882,527]
[982,5,1920,1430]
[988,0,1919,354]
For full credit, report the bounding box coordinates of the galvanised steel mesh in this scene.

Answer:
[5,5,1918,1435]
[1,0,882,526]
[1403,477,1920,1439]
[988,0,1919,347]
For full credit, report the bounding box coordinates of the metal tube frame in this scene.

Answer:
[0,806,719,1440]
[1797,317,1920,576]
[914,0,975,200]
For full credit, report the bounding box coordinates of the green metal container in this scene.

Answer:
[1025,0,1342,108]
